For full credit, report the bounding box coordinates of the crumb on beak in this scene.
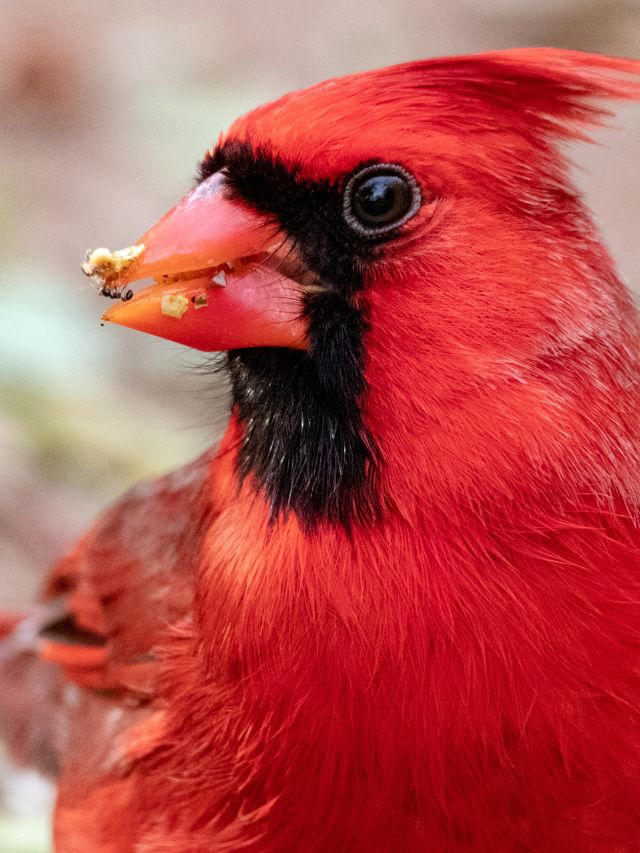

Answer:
[82,244,144,286]
[160,292,190,319]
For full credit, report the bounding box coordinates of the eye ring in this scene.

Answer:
[343,163,421,238]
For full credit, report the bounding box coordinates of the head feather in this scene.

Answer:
[226,49,640,176]
[399,48,640,141]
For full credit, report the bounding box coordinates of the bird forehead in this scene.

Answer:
[225,78,436,182]
[223,79,532,187]
[226,134,427,185]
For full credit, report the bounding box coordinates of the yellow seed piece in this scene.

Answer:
[82,244,144,282]
[160,293,189,319]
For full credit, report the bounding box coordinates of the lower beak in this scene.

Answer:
[89,172,307,351]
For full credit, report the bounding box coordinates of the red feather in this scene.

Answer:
[4,49,640,850]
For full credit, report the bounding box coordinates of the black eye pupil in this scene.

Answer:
[355,176,408,221]
[344,165,421,236]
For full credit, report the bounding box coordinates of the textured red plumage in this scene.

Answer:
[5,48,640,850]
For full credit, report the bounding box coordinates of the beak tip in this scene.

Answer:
[101,303,129,326]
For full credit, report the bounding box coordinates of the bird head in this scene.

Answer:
[89,50,640,528]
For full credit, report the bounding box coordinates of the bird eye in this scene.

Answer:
[343,164,421,237]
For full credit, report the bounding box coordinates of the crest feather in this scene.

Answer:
[390,48,640,141]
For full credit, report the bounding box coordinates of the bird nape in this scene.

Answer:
[4,48,640,851]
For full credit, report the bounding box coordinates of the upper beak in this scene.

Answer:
[87,172,307,351]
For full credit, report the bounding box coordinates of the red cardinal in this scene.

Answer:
[4,48,640,851]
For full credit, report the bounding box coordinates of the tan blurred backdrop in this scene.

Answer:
[1,0,639,849]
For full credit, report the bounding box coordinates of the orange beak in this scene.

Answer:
[94,173,307,351]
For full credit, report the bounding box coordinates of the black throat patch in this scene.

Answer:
[198,141,380,529]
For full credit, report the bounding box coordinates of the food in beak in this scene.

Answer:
[82,245,145,285]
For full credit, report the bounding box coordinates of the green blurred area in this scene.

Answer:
[0,814,50,853]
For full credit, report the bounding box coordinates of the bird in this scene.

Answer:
[3,47,640,851]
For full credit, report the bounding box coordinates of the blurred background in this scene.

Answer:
[0,0,639,849]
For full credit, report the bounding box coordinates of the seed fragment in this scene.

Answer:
[193,293,208,309]
[82,244,144,284]
[211,270,227,287]
[160,293,189,319]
